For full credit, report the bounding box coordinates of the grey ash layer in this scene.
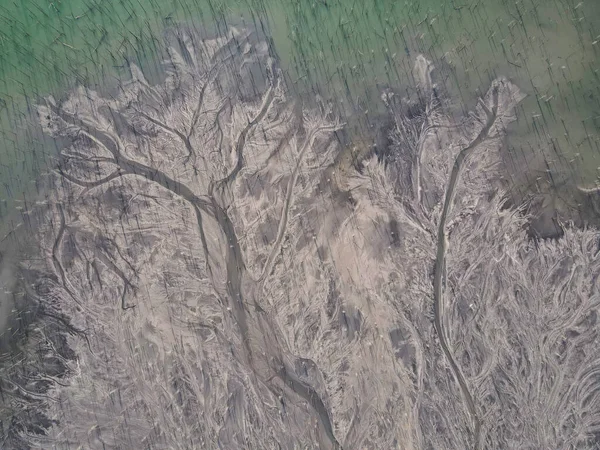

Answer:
[1,26,600,449]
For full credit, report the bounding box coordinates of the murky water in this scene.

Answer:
[0,0,598,231]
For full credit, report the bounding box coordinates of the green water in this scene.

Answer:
[0,0,598,227]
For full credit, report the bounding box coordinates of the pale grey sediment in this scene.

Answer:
[0,26,599,450]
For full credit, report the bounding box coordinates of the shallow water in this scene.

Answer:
[0,0,598,226]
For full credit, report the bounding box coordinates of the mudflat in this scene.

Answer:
[0,25,599,450]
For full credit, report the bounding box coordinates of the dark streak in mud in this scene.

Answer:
[51,204,68,290]
[220,73,276,186]
[433,87,498,449]
[49,103,214,213]
[52,74,341,448]
[96,250,136,310]
[276,366,342,449]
